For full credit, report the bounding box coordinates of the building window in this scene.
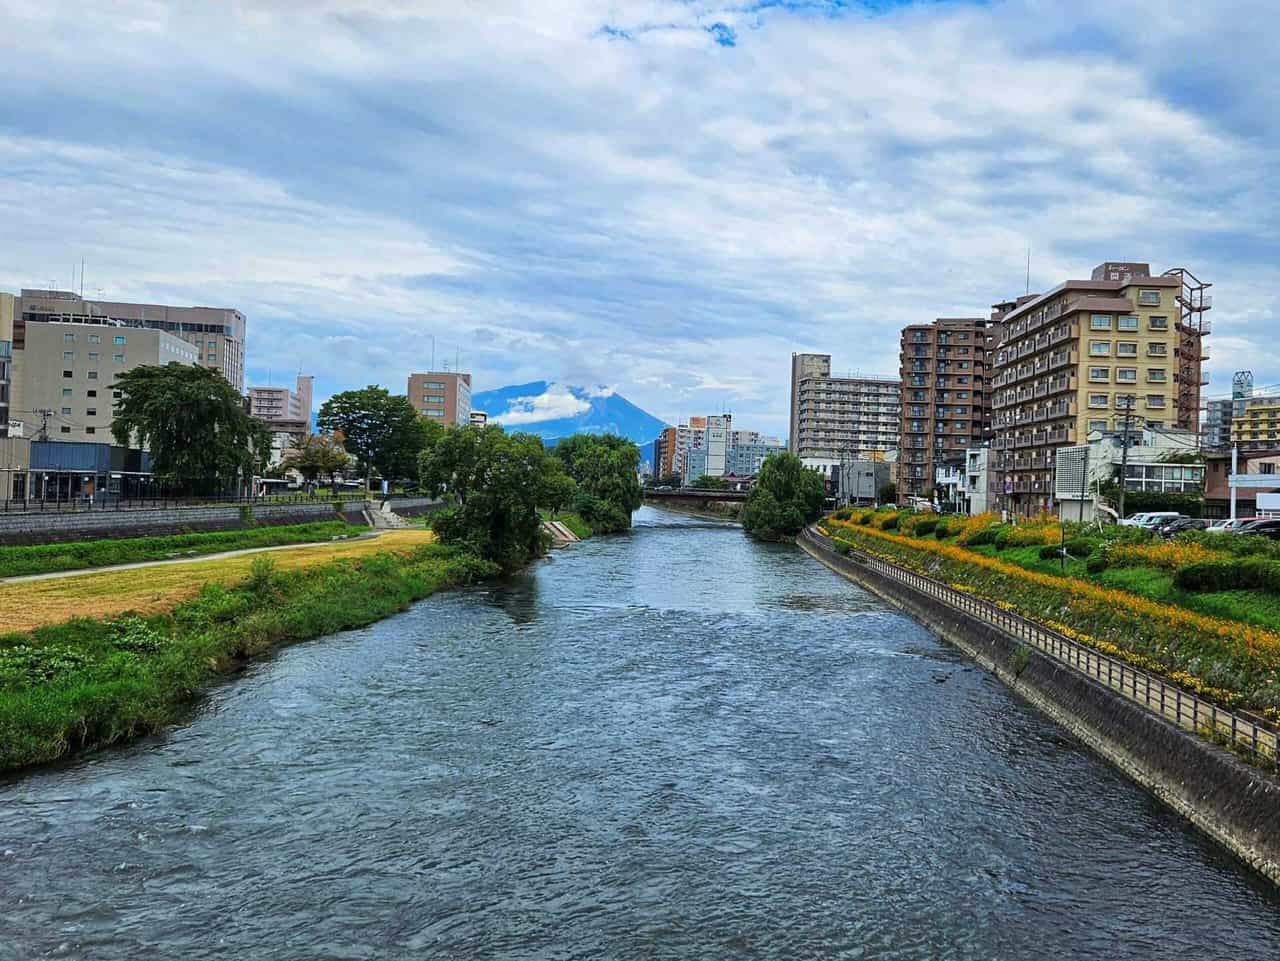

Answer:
[113,335,126,345]
[62,388,72,397]
[60,426,71,434]
[1117,315,1139,331]
[61,407,72,415]
[1146,395,1166,408]
[1089,367,1110,382]
[88,334,101,344]
[87,389,97,398]
[1088,393,1108,408]
[86,426,96,435]
[207,353,216,362]
[1090,315,1112,330]
[88,371,98,380]
[88,351,98,361]
[1088,419,1108,432]
[63,332,75,343]
[63,369,73,378]
[1148,369,1167,382]
[1089,340,1110,356]
[1149,316,1168,330]
[1116,342,1138,357]
[1138,290,1162,306]
[424,410,444,417]
[113,353,125,362]
[1147,343,1167,356]
[1117,368,1138,382]
[86,408,97,417]
[63,351,74,362]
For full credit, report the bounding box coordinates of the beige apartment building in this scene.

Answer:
[897,318,1002,500]
[407,371,472,426]
[1232,400,1280,452]
[991,262,1208,515]
[249,374,315,467]
[789,353,900,462]
[0,293,13,438]
[14,289,246,391]
[11,321,198,444]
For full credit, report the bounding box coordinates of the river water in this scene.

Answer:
[3,506,1279,959]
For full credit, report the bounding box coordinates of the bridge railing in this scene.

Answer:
[807,528,1279,767]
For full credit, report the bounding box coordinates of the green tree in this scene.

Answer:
[418,425,551,571]
[540,463,578,518]
[111,363,267,496]
[877,481,897,504]
[691,474,727,490]
[742,452,826,541]
[282,434,351,486]
[554,433,642,533]
[317,387,432,488]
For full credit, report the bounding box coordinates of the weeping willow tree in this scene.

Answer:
[112,363,270,496]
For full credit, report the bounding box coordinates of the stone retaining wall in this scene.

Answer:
[799,527,1280,887]
[0,501,366,546]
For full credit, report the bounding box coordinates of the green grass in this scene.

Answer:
[0,521,364,579]
[0,543,496,773]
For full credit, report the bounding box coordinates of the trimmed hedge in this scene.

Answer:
[933,521,951,539]
[879,514,900,531]
[913,519,938,537]
[1037,538,1099,560]
[1176,559,1280,594]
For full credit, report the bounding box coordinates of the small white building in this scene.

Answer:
[1055,427,1204,521]
[964,447,992,515]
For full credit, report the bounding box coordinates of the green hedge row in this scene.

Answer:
[1175,559,1280,594]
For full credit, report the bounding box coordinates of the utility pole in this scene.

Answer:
[1117,394,1135,521]
[35,409,53,442]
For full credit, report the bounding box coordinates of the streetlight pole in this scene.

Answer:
[1117,394,1135,522]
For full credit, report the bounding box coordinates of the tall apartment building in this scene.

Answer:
[0,294,13,438]
[12,320,199,443]
[1232,400,1280,452]
[1205,372,1280,452]
[991,262,1207,515]
[788,353,900,462]
[407,371,472,425]
[249,374,315,467]
[897,318,1001,500]
[14,289,246,391]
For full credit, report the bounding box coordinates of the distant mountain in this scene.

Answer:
[472,381,668,447]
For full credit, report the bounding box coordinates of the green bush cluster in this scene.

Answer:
[913,519,938,537]
[933,521,951,539]
[1037,538,1099,560]
[1175,559,1280,594]
[879,514,900,531]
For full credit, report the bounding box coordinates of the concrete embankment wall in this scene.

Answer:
[0,501,369,545]
[799,529,1280,886]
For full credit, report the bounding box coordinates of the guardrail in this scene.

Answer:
[0,492,428,515]
[811,528,1278,766]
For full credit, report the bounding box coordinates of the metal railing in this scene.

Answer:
[0,490,430,515]
[810,529,1278,766]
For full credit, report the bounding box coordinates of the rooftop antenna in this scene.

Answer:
[431,334,436,372]
[80,258,84,298]
[1025,247,1031,296]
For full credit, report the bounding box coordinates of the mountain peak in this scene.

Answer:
[471,381,666,445]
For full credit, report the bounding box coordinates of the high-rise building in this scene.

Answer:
[11,319,199,443]
[1232,400,1280,452]
[788,353,900,462]
[991,262,1206,516]
[896,318,1001,501]
[1205,371,1280,452]
[407,371,472,426]
[0,294,13,438]
[14,289,246,391]
[249,374,315,468]
[661,415,783,483]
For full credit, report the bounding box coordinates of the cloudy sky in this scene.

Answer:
[1,0,1276,437]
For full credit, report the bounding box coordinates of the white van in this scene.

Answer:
[1136,512,1182,530]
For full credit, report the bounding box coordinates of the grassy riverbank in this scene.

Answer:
[0,540,495,772]
[0,520,363,579]
[822,510,1280,719]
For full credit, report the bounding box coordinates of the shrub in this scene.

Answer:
[1086,551,1108,574]
[913,519,938,537]
[1108,541,1222,572]
[1176,559,1280,595]
[832,508,853,521]
[858,513,874,526]
[962,526,1001,547]
[933,521,951,539]
[879,514,900,531]
[1037,538,1098,560]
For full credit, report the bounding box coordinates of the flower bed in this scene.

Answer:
[820,515,1280,718]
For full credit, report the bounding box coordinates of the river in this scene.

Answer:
[3,506,1279,959]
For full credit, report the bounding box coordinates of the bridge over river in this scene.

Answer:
[642,487,748,512]
[2,505,1278,958]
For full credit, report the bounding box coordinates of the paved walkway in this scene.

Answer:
[1,531,385,584]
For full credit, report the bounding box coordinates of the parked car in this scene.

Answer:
[1207,517,1258,533]
[1129,511,1183,531]
[1119,512,1152,527]
[1158,517,1209,537]
[1236,518,1280,540]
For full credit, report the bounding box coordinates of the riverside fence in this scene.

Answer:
[810,529,1279,767]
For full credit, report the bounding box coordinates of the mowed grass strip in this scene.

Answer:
[0,520,364,579]
[0,529,436,633]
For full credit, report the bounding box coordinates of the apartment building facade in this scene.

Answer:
[13,320,199,443]
[991,263,1200,515]
[407,371,472,425]
[897,318,1001,501]
[789,353,900,462]
[14,289,246,391]
[1233,400,1280,452]
[0,294,13,438]
[249,374,315,467]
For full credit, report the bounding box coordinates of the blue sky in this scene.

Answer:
[1,0,1277,437]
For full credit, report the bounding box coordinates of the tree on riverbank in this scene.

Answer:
[742,452,826,541]
[111,364,270,495]
[419,426,559,571]
[317,387,439,489]
[553,434,643,533]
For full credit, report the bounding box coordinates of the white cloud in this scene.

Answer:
[491,383,592,426]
